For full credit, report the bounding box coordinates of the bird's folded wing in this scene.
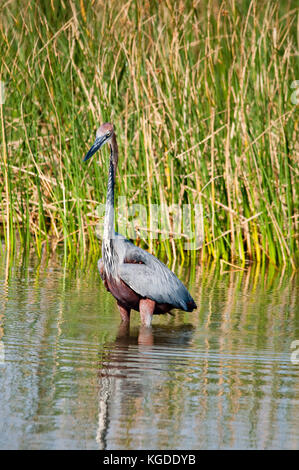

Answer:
[118,263,187,310]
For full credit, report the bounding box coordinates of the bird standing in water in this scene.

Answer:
[84,123,196,326]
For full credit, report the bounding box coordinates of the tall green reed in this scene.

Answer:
[0,0,298,267]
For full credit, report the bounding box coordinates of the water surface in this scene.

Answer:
[0,253,298,449]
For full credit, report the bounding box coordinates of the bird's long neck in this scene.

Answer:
[103,134,119,277]
[103,157,115,240]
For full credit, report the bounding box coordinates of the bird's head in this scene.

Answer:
[83,122,115,162]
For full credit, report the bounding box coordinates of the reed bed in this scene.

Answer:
[0,0,298,267]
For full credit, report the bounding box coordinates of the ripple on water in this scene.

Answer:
[0,260,298,449]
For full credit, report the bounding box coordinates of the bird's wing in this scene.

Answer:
[117,239,196,311]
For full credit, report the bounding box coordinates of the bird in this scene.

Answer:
[84,122,197,327]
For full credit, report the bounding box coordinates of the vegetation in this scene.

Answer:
[0,0,298,267]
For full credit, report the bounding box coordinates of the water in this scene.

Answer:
[0,253,298,449]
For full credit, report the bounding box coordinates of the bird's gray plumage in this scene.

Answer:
[103,234,195,311]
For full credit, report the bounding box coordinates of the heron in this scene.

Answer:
[84,123,197,327]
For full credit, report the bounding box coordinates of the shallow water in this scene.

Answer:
[0,253,298,449]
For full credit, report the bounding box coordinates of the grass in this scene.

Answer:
[0,0,298,268]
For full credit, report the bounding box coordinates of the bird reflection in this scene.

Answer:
[96,321,195,449]
[113,322,154,346]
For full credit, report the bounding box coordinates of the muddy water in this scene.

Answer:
[0,254,298,449]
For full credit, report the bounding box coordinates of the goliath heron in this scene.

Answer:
[84,123,196,326]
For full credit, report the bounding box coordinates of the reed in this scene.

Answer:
[0,0,298,267]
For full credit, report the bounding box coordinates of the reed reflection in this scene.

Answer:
[0,254,298,450]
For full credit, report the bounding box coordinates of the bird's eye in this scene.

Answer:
[106,131,111,137]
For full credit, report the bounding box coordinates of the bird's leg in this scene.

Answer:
[116,321,130,339]
[139,298,155,327]
[117,302,131,323]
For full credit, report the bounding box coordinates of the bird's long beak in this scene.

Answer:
[83,135,107,162]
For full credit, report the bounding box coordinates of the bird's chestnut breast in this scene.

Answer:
[106,276,141,309]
